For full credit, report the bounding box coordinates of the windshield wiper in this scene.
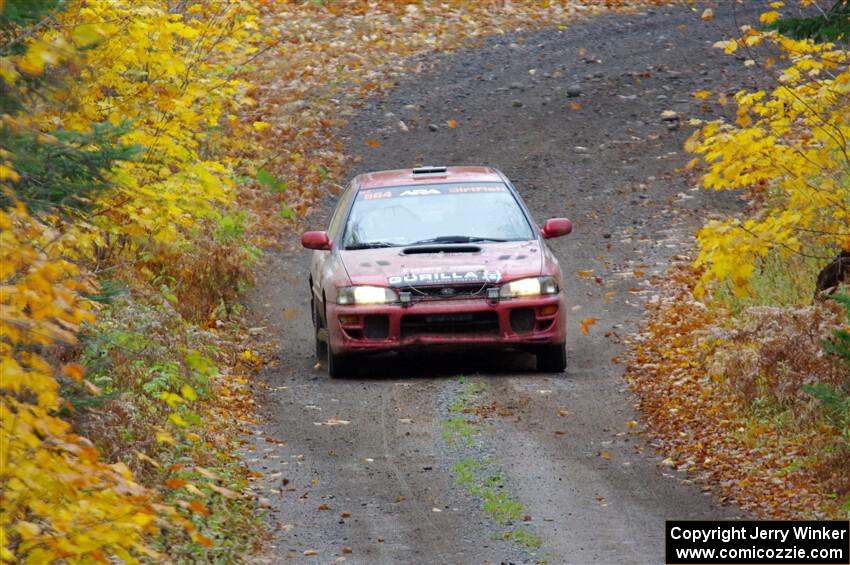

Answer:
[408,236,509,245]
[345,241,397,250]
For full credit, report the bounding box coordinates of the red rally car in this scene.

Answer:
[301,166,572,378]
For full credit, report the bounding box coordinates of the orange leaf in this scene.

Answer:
[192,533,214,547]
[569,101,582,111]
[165,478,188,489]
[188,501,210,516]
[62,363,85,382]
[599,451,611,460]
[580,318,598,336]
[577,270,594,279]
[366,139,381,148]
[447,119,457,129]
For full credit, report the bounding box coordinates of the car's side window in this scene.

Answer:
[327,182,355,239]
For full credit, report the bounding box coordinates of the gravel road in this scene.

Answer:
[247,3,763,563]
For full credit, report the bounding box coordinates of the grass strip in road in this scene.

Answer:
[441,378,544,551]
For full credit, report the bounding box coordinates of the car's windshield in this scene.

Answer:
[342,182,534,249]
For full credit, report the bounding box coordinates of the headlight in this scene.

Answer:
[499,276,559,298]
[337,286,398,305]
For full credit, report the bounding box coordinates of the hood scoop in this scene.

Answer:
[402,245,481,255]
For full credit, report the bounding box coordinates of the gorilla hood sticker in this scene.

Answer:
[388,270,502,287]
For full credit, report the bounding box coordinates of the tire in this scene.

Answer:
[313,300,328,361]
[536,343,567,373]
[328,350,355,379]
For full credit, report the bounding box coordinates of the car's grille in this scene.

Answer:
[401,283,495,301]
[401,311,499,338]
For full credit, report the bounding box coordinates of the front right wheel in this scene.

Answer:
[536,343,567,373]
[327,350,355,379]
[312,300,328,361]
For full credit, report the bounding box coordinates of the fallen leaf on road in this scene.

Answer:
[447,119,457,129]
[315,417,351,426]
[303,549,319,556]
[701,8,714,21]
[558,408,570,417]
[341,511,351,518]
[577,270,594,279]
[580,318,599,335]
[366,138,381,148]
[318,504,331,510]
[627,420,638,428]
[600,451,611,460]
[342,546,353,554]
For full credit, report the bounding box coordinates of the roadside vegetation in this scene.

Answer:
[1,0,267,561]
[627,0,850,519]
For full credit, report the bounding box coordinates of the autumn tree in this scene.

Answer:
[768,0,850,43]
[686,11,850,295]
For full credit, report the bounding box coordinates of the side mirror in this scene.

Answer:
[540,218,572,239]
[301,231,332,250]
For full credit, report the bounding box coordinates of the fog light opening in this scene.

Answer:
[339,314,360,327]
[538,304,558,317]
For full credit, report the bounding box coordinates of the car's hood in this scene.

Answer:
[340,241,543,287]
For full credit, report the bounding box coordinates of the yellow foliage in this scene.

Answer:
[0,2,261,560]
[686,30,850,295]
[0,203,163,563]
[30,0,257,255]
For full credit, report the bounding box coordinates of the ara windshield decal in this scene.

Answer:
[388,270,502,286]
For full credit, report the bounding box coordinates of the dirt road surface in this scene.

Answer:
[247,4,761,563]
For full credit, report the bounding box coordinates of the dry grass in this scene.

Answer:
[710,300,849,424]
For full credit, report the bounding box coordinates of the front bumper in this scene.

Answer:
[326,294,566,355]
